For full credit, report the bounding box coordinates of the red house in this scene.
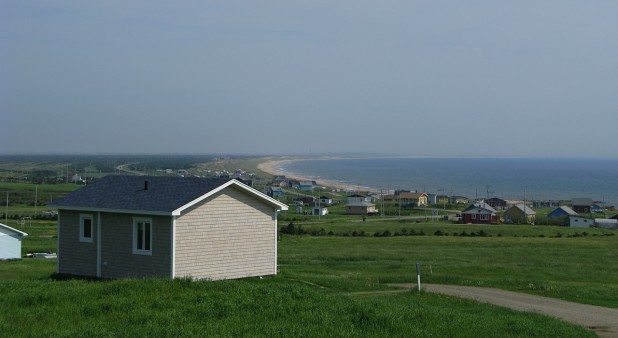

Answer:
[461,202,497,224]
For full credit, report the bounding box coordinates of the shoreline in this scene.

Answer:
[257,157,378,192]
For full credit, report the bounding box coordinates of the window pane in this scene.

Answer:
[145,222,151,251]
[137,223,143,250]
[83,218,92,238]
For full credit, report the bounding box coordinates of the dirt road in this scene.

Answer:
[391,284,618,338]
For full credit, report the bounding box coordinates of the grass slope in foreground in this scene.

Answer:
[0,278,595,338]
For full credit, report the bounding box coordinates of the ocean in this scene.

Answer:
[279,157,618,207]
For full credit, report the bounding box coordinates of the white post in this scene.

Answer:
[416,263,421,293]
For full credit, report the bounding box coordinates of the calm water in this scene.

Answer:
[280,157,618,206]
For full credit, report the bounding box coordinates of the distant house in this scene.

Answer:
[0,223,28,260]
[398,192,428,207]
[461,202,497,224]
[346,202,378,215]
[548,206,578,225]
[299,181,315,191]
[347,194,370,204]
[503,204,536,224]
[312,207,329,216]
[265,186,284,199]
[71,174,86,184]
[293,196,316,206]
[435,195,449,206]
[49,176,288,280]
[319,196,333,205]
[570,216,593,228]
[572,198,594,213]
[484,198,507,210]
[450,196,470,205]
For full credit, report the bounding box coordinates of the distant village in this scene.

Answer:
[4,164,616,231]
[263,175,618,230]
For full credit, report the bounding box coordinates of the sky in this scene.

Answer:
[2,1,617,157]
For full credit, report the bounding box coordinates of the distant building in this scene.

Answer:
[0,223,28,260]
[484,198,507,210]
[461,202,497,224]
[572,198,594,213]
[346,202,378,215]
[397,192,428,207]
[570,216,593,228]
[548,206,578,219]
[312,207,329,216]
[347,194,369,204]
[319,196,333,205]
[594,218,618,230]
[265,186,284,199]
[503,204,536,224]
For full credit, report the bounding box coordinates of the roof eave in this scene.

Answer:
[51,206,172,216]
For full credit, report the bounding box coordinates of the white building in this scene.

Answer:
[569,216,594,228]
[0,223,28,260]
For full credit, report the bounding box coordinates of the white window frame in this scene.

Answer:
[79,214,93,243]
[471,214,477,219]
[480,214,490,221]
[133,217,153,256]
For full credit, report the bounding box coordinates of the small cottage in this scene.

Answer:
[570,216,593,228]
[547,206,578,225]
[484,198,507,210]
[398,192,429,207]
[50,176,288,280]
[0,223,28,260]
[572,198,594,213]
[461,202,497,224]
[503,204,536,224]
[319,196,333,205]
[346,202,378,215]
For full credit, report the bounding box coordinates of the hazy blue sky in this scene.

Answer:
[2,1,617,157]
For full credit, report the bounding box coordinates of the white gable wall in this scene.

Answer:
[174,186,277,280]
[0,226,25,259]
[570,216,593,228]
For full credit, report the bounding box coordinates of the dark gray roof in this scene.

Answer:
[572,198,593,206]
[50,175,234,213]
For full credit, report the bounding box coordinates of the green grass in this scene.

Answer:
[1,222,615,336]
[0,278,595,337]
[278,235,618,308]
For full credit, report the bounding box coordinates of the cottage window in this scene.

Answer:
[80,214,93,243]
[133,218,152,255]
[471,214,477,219]
[480,214,489,221]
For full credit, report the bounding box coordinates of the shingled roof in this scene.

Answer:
[50,175,288,215]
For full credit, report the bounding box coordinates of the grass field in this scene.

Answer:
[1,219,616,336]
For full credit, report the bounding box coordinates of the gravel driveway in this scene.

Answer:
[390,284,618,338]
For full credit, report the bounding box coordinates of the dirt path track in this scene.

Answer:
[390,284,618,338]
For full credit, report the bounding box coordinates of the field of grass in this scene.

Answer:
[0,278,596,337]
[1,219,616,336]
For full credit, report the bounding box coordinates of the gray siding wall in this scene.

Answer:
[58,210,171,278]
[58,210,97,276]
[175,187,276,280]
[100,213,171,279]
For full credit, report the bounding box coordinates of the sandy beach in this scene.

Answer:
[257,157,376,192]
